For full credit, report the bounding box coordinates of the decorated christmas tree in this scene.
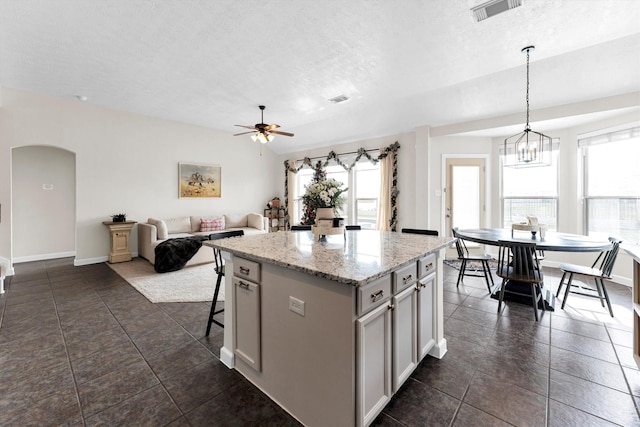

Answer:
[300,161,347,225]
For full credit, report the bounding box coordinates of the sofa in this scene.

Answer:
[138,213,268,266]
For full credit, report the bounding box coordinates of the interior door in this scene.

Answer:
[445,158,486,255]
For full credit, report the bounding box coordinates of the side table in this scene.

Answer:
[103,221,137,263]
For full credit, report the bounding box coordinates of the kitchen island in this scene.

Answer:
[204,230,453,427]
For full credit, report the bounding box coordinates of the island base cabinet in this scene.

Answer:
[357,301,392,427]
[392,285,418,393]
[417,273,436,360]
[233,277,261,371]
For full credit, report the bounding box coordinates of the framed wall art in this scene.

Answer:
[179,163,221,198]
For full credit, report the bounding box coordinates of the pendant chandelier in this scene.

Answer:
[503,46,553,168]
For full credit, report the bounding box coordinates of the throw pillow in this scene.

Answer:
[148,218,169,240]
[164,216,191,234]
[201,217,224,232]
[247,213,264,230]
[224,214,248,228]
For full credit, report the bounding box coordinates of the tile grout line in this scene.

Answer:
[604,322,640,420]
[91,286,187,424]
[545,311,552,427]
[46,264,87,427]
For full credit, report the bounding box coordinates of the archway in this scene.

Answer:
[11,145,76,262]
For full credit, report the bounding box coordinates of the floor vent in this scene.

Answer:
[471,0,522,22]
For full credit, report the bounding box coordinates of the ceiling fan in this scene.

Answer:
[234,105,294,143]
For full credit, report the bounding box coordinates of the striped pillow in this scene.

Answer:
[200,217,224,232]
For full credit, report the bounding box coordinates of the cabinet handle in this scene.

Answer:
[402,274,413,285]
[388,303,395,310]
[239,266,250,275]
[371,290,384,302]
[238,281,251,290]
[425,262,434,272]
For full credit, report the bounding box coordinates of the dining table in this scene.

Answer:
[454,228,613,310]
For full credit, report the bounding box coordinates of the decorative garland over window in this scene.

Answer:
[283,141,400,231]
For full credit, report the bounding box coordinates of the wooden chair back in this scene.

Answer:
[496,240,543,284]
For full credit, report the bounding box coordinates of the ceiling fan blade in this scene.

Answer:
[233,131,258,136]
[269,130,294,137]
[265,124,280,131]
[234,124,257,130]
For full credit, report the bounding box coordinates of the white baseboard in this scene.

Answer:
[13,251,76,264]
[74,256,108,266]
[220,346,235,369]
[428,338,448,359]
[74,253,139,266]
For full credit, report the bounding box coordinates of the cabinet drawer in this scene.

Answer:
[417,254,436,279]
[392,263,418,293]
[358,275,392,316]
[233,257,261,283]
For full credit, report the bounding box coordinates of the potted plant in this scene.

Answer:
[111,213,127,223]
[300,168,347,225]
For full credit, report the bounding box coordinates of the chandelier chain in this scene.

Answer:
[525,49,530,129]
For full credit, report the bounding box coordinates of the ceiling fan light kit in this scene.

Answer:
[251,132,274,144]
[503,45,554,168]
[234,105,294,144]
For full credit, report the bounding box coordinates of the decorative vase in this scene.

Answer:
[316,207,335,220]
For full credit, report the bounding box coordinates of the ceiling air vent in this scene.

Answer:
[471,0,522,22]
[328,94,350,104]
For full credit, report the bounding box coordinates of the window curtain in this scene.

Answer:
[284,141,400,231]
[285,160,297,228]
[377,151,393,231]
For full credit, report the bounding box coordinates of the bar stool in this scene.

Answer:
[205,230,244,336]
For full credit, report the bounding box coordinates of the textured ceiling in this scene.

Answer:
[1,0,639,153]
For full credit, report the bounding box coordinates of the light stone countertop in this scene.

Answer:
[203,230,454,286]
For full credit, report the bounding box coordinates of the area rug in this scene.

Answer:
[444,258,499,271]
[107,258,222,303]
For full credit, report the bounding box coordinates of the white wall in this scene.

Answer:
[0,87,281,266]
[12,146,76,260]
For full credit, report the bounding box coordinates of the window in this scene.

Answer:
[581,126,640,243]
[293,159,380,227]
[353,162,380,229]
[501,142,559,230]
[325,164,350,222]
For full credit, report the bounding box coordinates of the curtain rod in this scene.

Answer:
[296,148,379,163]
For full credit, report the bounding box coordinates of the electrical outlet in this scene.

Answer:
[289,296,305,317]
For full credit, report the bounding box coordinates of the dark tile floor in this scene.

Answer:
[1,257,639,426]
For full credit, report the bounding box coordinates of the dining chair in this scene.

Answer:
[452,227,495,293]
[496,240,545,321]
[556,237,621,317]
[290,225,312,231]
[206,230,245,336]
[401,228,439,236]
[346,225,361,230]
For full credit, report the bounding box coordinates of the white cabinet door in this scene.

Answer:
[417,273,436,361]
[392,284,417,393]
[233,277,261,371]
[356,300,392,427]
